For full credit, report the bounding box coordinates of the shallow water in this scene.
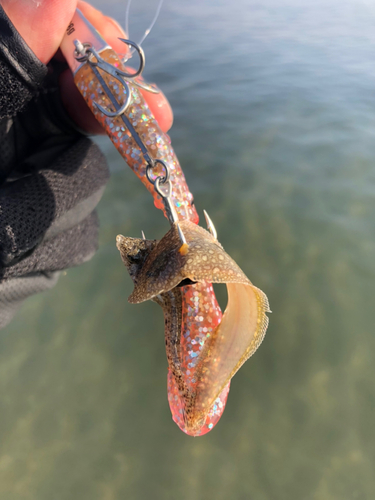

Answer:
[2,0,375,498]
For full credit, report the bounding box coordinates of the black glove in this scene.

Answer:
[0,6,110,328]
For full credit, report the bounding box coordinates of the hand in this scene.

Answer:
[0,0,172,328]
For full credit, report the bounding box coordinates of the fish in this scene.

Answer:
[61,9,270,436]
[117,220,270,435]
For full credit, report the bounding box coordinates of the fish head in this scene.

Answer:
[116,235,157,285]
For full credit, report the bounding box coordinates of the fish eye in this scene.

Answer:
[127,253,141,263]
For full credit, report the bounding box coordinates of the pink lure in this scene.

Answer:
[61,9,270,436]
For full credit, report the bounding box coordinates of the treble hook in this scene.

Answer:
[74,39,149,117]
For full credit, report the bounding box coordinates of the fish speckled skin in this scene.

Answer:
[127,221,251,304]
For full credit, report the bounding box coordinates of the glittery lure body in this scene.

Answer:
[61,9,270,436]
[73,49,198,224]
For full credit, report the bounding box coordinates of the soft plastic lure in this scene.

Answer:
[61,9,270,436]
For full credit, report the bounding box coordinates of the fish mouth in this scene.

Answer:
[116,234,126,250]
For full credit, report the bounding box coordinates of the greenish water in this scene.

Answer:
[2,0,375,498]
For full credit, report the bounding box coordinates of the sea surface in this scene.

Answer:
[2,0,375,499]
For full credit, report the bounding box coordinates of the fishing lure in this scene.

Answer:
[61,9,270,436]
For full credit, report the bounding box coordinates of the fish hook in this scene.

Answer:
[73,38,154,118]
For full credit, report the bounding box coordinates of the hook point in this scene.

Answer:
[203,210,218,240]
[176,223,187,245]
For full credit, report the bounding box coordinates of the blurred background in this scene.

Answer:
[2,0,375,498]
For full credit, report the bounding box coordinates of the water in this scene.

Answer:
[2,0,375,498]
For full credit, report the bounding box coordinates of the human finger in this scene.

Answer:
[0,0,77,64]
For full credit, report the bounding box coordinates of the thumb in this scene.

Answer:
[0,0,77,64]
